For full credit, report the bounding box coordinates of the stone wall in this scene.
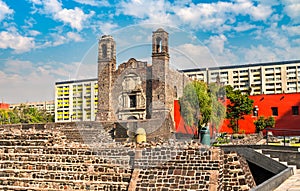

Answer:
[223,151,256,191]
[230,133,263,145]
[0,127,131,191]
[0,124,257,191]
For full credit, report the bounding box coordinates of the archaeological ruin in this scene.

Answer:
[96,28,190,139]
[0,28,295,191]
[0,122,294,191]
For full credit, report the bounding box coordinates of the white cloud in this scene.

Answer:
[0,59,92,103]
[293,38,300,45]
[4,60,33,74]
[118,0,176,26]
[282,25,300,36]
[243,45,278,63]
[248,4,273,21]
[0,31,35,53]
[206,34,227,54]
[67,32,83,42]
[234,22,257,32]
[265,27,290,48]
[55,7,94,31]
[95,21,118,34]
[282,0,300,23]
[0,0,13,21]
[29,0,95,31]
[46,31,83,47]
[30,0,42,5]
[28,30,41,36]
[172,0,273,31]
[171,43,216,69]
[73,0,109,6]
[205,34,238,65]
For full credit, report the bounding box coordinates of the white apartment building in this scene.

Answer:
[9,101,55,115]
[55,78,98,122]
[181,60,300,95]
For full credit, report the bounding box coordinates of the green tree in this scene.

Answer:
[209,83,226,132]
[0,104,54,124]
[254,116,275,133]
[0,109,9,124]
[225,85,254,133]
[179,80,212,138]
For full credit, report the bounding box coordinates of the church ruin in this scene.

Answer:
[96,28,189,138]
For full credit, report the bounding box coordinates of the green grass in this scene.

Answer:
[290,143,300,147]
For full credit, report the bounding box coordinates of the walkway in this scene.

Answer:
[274,169,300,191]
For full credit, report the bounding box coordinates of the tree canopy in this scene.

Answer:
[0,104,54,125]
[179,80,212,137]
[225,85,254,133]
[209,83,226,131]
[254,116,275,133]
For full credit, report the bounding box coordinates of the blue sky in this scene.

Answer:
[0,0,300,103]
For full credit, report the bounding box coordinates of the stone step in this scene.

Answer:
[254,149,263,154]
[288,164,297,173]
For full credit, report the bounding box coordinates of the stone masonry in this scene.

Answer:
[96,28,190,140]
[0,123,257,191]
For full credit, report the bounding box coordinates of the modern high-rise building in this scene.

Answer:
[181,60,300,95]
[54,78,98,122]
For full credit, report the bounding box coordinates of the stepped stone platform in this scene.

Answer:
[0,123,257,191]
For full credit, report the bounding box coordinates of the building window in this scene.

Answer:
[129,95,137,108]
[292,106,299,115]
[271,107,278,116]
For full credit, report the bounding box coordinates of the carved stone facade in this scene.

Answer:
[96,28,189,133]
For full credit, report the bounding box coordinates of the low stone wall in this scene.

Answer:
[231,133,263,145]
[0,124,257,191]
[0,127,131,191]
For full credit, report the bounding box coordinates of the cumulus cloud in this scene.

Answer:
[73,0,109,7]
[205,34,238,65]
[282,0,300,23]
[206,34,227,54]
[29,0,94,31]
[171,43,216,69]
[234,22,257,32]
[0,0,13,21]
[118,0,176,26]
[0,31,35,53]
[44,31,83,47]
[0,59,89,103]
[172,0,273,31]
[97,22,119,34]
[282,25,300,36]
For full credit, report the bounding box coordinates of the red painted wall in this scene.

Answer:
[0,103,9,110]
[174,100,197,135]
[219,93,300,135]
[175,93,300,136]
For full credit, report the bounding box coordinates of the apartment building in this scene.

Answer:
[9,101,55,115]
[55,78,98,122]
[181,60,300,95]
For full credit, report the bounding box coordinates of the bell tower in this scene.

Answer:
[151,28,170,118]
[96,35,116,121]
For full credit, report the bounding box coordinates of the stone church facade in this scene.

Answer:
[96,28,189,135]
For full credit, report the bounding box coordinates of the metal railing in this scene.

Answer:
[265,128,300,146]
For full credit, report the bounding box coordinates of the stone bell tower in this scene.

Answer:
[151,28,170,119]
[96,35,116,121]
